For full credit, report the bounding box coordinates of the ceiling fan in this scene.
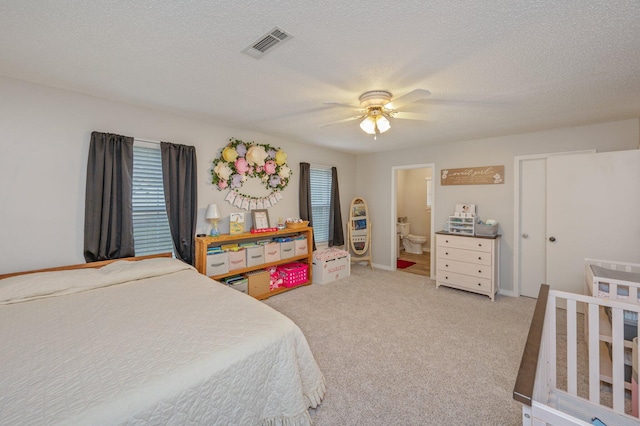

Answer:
[321,89,431,139]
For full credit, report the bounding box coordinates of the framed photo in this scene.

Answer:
[251,209,270,230]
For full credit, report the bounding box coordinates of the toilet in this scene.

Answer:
[397,222,428,254]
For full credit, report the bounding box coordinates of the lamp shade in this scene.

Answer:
[376,115,390,133]
[359,116,377,134]
[205,204,220,220]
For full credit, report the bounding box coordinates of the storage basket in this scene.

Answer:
[475,223,498,237]
[285,221,309,230]
[277,262,309,288]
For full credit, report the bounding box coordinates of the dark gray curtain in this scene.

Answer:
[299,162,316,251]
[328,166,344,247]
[161,142,197,265]
[84,131,135,262]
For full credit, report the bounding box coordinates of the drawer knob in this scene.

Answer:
[445,264,449,267]
[477,283,481,286]
[445,240,449,243]
[445,252,449,255]
[445,276,449,280]
[478,243,482,247]
[478,256,482,260]
[478,270,482,273]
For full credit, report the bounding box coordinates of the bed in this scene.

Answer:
[0,255,325,425]
[514,284,640,425]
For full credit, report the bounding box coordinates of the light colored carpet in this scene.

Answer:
[264,264,536,425]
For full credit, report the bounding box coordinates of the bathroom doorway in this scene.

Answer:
[391,164,435,277]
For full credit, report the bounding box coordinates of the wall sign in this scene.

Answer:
[441,165,504,186]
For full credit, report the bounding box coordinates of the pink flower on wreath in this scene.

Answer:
[255,165,263,174]
[264,160,276,175]
[235,157,249,174]
[218,180,228,189]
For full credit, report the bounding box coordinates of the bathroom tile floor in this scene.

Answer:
[397,250,430,277]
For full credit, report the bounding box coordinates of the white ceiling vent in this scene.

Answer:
[242,27,292,58]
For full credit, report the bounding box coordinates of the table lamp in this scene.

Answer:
[205,204,221,236]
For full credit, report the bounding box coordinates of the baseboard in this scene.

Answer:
[498,288,517,298]
[372,262,393,271]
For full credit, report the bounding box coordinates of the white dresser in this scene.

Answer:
[435,232,500,301]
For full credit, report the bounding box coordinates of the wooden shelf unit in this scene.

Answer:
[195,227,314,300]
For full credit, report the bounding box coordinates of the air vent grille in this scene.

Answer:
[243,27,292,58]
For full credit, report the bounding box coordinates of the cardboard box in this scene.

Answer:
[246,269,271,297]
[313,252,350,284]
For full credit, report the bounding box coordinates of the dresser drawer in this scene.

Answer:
[437,271,492,293]
[436,234,492,253]
[437,246,492,266]
[437,259,492,279]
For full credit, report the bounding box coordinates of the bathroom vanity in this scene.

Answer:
[435,231,500,301]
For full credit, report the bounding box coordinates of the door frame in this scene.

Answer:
[513,150,595,297]
[391,163,435,277]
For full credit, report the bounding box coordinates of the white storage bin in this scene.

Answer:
[263,242,281,263]
[312,250,350,284]
[206,252,229,276]
[280,241,295,259]
[245,245,265,267]
[294,238,308,256]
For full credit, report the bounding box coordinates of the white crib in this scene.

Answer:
[514,284,640,425]
[585,258,640,302]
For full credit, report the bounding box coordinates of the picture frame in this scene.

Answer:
[251,209,270,230]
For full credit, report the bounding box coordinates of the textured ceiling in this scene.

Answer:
[1,1,639,154]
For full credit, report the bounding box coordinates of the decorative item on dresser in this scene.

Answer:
[195,226,313,300]
[435,231,500,301]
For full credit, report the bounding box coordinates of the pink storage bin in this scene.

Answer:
[227,249,246,271]
[277,262,309,288]
[263,242,281,263]
[294,238,308,256]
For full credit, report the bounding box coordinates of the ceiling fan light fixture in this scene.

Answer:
[359,115,377,134]
[376,115,390,133]
[360,111,391,136]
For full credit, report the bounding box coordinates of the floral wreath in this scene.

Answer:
[211,138,291,198]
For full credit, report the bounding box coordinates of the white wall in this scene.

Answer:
[0,77,357,274]
[357,118,640,292]
[397,168,432,240]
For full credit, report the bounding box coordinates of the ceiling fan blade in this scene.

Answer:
[323,101,361,110]
[318,115,363,128]
[385,89,431,110]
[392,111,430,121]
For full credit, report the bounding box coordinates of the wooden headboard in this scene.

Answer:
[0,253,173,280]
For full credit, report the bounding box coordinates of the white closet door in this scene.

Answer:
[546,150,640,294]
[518,158,548,298]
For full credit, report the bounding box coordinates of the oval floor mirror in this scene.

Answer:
[348,197,373,269]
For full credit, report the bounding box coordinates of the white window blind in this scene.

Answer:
[310,166,332,244]
[132,143,174,256]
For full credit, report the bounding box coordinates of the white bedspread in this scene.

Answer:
[0,258,325,425]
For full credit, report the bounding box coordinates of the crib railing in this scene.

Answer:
[514,284,640,425]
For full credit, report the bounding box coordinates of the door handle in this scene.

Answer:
[521,233,529,239]
[549,236,556,242]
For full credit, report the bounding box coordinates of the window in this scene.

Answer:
[310,165,332,244]
[132,142,174,256]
